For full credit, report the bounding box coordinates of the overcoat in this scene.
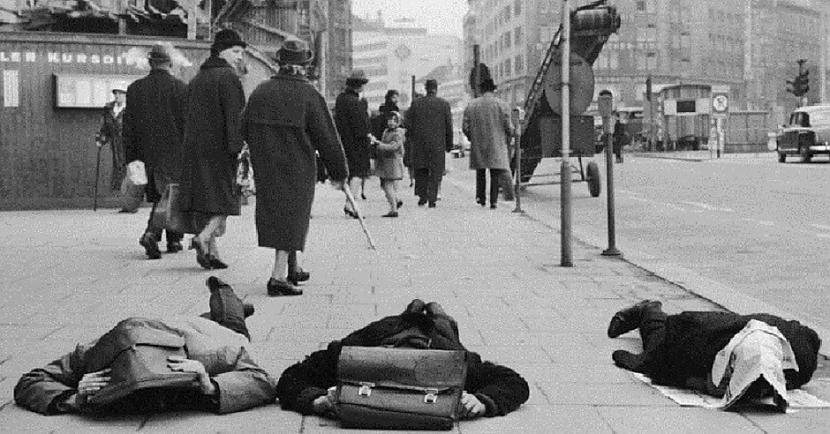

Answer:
[180,57,246,216]
[123,69,187,201]
[404,95,453,172]
[463,93,515,170]
[14,317,277,415]
[374,127,404,180]
[645,311,821,389]
[275,311,530,417]
[242,73,348,251]
[334,89,371,178]
[99,102,126,191]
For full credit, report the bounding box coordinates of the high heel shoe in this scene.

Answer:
[287,268,310,285]
[208,256,229,269]
[189,237,212,270]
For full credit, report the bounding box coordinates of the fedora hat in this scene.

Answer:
[275,38,313,65]
[212,29,247,54]
[346,70,369,86]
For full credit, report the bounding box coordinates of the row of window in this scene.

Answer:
[490,54,525,83]
[482,0,523,36]
[481,26,524,63]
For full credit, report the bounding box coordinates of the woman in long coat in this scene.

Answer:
[334,71,371,217]
[180,30,247,270]
[242,39,348,297]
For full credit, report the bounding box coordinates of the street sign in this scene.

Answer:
[711,85,729,119]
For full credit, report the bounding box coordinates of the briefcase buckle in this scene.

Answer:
[358,382,374,397]
[424,389,439,404]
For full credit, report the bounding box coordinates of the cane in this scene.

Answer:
[93,137,103,211]
[342,185,377,250]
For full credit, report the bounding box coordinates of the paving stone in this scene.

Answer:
[459,404,611,433]
[597,407,763,433]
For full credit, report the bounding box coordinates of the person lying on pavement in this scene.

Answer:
[275,299,529,419]
[607,300,821,411]
[14,277,276,415]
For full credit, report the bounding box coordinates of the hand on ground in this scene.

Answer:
[458,391,486,419]
[77,368,112,399]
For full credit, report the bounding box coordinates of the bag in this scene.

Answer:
[152,184,199,234]
[335,346,468,430]
[83,327,200,409]
[119,176,144,212]
[126,161,147,186]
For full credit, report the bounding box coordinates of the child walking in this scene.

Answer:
[372,111,405,217]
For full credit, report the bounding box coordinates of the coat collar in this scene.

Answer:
[272,72,309,83]
[201,56,232,70]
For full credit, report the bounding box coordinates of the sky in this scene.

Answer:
[351,0,469,37]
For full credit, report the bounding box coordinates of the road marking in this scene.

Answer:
[680,201,734,212]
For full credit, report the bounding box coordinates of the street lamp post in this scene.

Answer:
[560,0,573,267]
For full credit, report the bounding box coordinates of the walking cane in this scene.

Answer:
[342,185,377,250]
[93,137,104,211]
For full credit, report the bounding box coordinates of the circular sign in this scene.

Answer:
[713,95,728,112]
[394,45,411,61]
[543,53,594,115]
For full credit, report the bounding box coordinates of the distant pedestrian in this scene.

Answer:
[612,113,626,163]
[371,111,405,217]
[242,38,348,297]
[404,79,453,208]
[123,43,188,259]
[371,89,400,140]
[334,70,371,218]
[97,87,135,212]
[180,29,247,270]
[463,78,515,209]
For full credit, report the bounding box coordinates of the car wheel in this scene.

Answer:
[800,146,812,163]
[778,152,786,163]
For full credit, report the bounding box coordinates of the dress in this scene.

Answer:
[242,72,348,251]
[98,102,126,192]
[180,57,246,217]
[374,127,404,181]
[334,89,371,178]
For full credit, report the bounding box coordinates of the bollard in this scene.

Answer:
[512,107,525,213]
[598,91,622,257]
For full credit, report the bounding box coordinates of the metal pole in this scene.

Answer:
[513,107,524,213]
[93,143,102,211]
[560,0,573,267]
[473,45,481,98]
[602,118,621,257]
[411,75,416,104]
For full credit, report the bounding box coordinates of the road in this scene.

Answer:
[510,152,830,332]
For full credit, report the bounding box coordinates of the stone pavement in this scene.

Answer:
[1,159,829,433]
[632,150,776,162]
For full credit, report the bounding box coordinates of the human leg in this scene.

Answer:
[414,169,429,205]
[380,179,397,216]
[206,216,228,269]
[139,201,162,259]
[475,169,486,205]
[268,250,301,296]
[287,251,310,285]
[427,168,441,206]
[610,301,665,372]
[488,169,500,207]
[165,230,183,253]
[206,276,250,340]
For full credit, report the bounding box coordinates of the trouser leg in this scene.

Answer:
[144,201,162,240]
[414,169,429,199]
[208,280,250,341]
[165,230,183,244]
[638,305,667,357]
[489,169,501,205]
[427,168,441,203]
[476,169,486,203]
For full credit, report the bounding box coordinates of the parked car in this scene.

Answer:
[777,105,830,163]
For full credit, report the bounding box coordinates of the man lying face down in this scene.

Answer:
[276,299,530,420]
[14,277,277,415]
[607,300,822,411]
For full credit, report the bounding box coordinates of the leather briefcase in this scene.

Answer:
[335,346,468,430]
[83,327,200,409]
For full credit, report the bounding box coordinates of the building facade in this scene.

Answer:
[352,13,463,108]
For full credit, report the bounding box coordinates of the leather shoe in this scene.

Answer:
[267,278,302,296]
[403,299,426,314]
[208,256,229,269]
[167,241,183,253]
[612,350,647,372]
[243,303,255,318]
[607,300,662,338]
[417,197,428,206]
[428,202,436,208]
[139,233,161,260]
[189,237,212,270]
[425,301,447,317]
[382,211,399,218]
[287,268,310,285]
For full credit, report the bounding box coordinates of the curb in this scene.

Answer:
[444,168,830,360]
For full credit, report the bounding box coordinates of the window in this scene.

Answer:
[515,54,524,73]
[636,0,645,11]
[504,58,512,77]
[504,32,511,48]
[514,27,523,45]
[514,0,521,16]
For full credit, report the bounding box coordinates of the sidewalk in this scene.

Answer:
[0,164,828,433]
[632,150,776,162]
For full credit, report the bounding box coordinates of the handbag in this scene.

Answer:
[335,346,468,430]
[152,184,199,234]
[82,326,200,410]
[126,161,147,186]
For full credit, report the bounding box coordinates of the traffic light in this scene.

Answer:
[787,61,810,97]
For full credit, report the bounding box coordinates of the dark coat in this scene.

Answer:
[404,94,453,171]
[242,73,348,251]
[14,317,277,415]
[371,102,400,140]
[646,311,821,389]
[334,89,371,178]
[98,102,126,191]
[180,57,246,216]
[275,312,529,417]
[123,70,188,202]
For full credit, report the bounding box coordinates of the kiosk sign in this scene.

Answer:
[711,85,729,119]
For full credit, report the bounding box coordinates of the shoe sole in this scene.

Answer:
[139,237,161,259]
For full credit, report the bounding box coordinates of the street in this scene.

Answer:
[513,152,830,334]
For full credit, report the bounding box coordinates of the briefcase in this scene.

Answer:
[83,328,200,409]
[335,346,468,430]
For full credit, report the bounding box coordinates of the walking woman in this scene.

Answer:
[242,39,348,296]
[180,29,247,269]
[334,71,371,218]
[371,111,405,217]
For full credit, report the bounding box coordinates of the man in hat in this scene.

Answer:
[124,42,188,259]
[180,29,247,270]
[96,87,133,211]
[334,70,371,218]
[463,78,515,209]
[607,300,821,411]
[404,79,453,207]
[242,39,348,297]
